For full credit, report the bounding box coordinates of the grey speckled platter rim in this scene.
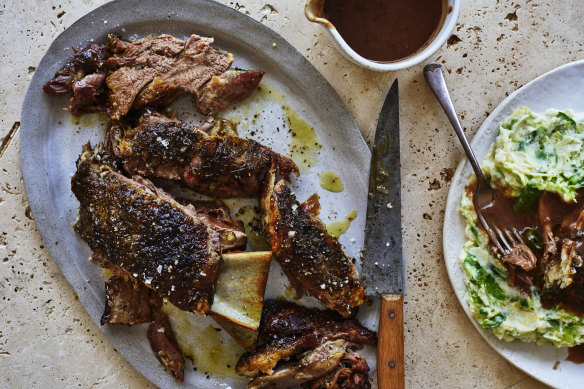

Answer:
[19,0,370,387]
[443,59,584,389]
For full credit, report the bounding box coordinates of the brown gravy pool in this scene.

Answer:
[323,0,445,62]
[469,184,584,312]
[567,344,584,364]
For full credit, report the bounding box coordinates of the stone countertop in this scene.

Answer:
[1,0,581,387]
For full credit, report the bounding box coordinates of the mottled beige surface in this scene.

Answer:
[2,0,583,387]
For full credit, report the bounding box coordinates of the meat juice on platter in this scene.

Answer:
[323,0,446,62]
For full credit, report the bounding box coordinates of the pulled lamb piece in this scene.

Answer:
[237,300,375,389]
[261,172,367,317]
[43,44,110,114]
[501,244,538,272]
[71,143,221,315]
[247,339,349,389]
[539,192,565,268]
[537,192,584,292]
[305,349,371,389]
[107,112,298,198]
[544,208,584,291]
[148,313,185,382]
[237,334,320,377]
[102,273,154,325]
[43,43,109,95]
[104,34,264,118]
[90,253,161,326]
[69,72,107,115]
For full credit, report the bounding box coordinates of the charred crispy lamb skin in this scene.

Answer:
[108,113,298,198]
[257,301,377,346]
[261,173,367,317]
[71,143,221,315]
[96,199,243,324]
[237,300,375,389]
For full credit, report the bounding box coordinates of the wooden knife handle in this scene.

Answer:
[378,294,404,389]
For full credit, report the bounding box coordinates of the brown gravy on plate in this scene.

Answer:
[470,183,584,313]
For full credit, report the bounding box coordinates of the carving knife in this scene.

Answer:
[362,80,405,389]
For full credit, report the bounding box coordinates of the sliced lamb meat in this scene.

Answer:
[107,112,298,198]
[196,69,265,115]
[104,35,189,119]
[104,34,263,119]
[236,300,375,386]
[130,35,233,110]
[44,34,264,119]
[148,313,185,382]
[132,76,184,111]
[106,65,165,120]
[261,173,367,317]
[247,339,349,389]
[71,143,221,315]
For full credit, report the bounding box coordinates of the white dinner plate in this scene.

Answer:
[444,59,584,389]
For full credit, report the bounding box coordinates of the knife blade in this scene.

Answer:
[362,79,405,389]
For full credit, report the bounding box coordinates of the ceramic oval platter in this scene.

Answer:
[444,60,584,389]
[20,0,380,387]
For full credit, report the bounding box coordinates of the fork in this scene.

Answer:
[423,63,534,265]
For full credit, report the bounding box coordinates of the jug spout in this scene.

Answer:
[304,0,333,28]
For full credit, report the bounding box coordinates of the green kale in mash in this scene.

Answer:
[482,107,584,202]
[460,107,584,347]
